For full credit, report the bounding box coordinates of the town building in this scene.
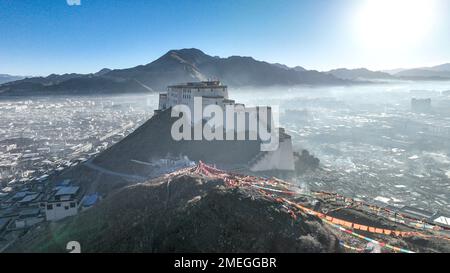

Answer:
[158,81,231,111]
[432,214,450,228]
[42,185,82,221]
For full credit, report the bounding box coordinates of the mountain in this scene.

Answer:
[382,68,406,75]
[427,63,450,72]
[292,66,307,72]
[0,48,347,96]
[0,74,25,84]
[395,69,450,79]
[0,73,150,96]
[393,63,450,79]
[326,68,394,81]
[96,48,348,88]
[94,68,112,76]
[329,64,450,81]
[272,63,306,72]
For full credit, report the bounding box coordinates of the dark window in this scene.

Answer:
[70,202,76,208]
[65,206,69,210]
[56,203,61,207]
[47,204,53,210]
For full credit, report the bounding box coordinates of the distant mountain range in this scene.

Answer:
[326,63,450,81]
[0,49,348,96]
[391,63,450,80]
[1,49,449,96]
[0,74,26,85]
[326,68,394,81]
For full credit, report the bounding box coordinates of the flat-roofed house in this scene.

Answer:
[43,186,82,221]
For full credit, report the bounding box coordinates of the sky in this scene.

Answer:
[0,0,449,76]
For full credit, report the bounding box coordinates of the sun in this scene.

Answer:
[354,0,437,51]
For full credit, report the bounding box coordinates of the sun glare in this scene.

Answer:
[354,0,437,51]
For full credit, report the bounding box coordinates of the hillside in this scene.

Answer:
[91,108,262,174]
[7,163,450,253]
[36,108,265,197]
[7,173,341,253]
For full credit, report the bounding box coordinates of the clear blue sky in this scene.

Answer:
[1,0,449,76]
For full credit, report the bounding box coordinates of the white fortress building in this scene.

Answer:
[157,81,295,172]
[158,81,235,111]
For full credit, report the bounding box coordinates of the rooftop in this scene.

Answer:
[55,186,79,196]
[18,193,40,203]
[82,193,99,207]
[400,206,436,219]
[168,81,227,89]
[433,215,450,227]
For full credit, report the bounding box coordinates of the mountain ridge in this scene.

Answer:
[327,64,450,81]
[382,63,450,79]
[0,74,26,85]
[0,48,348,96]
[326,68,394,81]
[2,50,449,96]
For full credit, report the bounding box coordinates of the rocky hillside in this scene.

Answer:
[92,108,262,174]
[7,173,341,253]
[7,163,450,253]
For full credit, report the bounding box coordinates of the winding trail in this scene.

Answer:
[84,160,146,182]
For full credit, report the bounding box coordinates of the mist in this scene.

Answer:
[230,81,450,214]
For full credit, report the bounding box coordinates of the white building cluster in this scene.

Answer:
[157,81,295,171]
[158,81,235,111]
